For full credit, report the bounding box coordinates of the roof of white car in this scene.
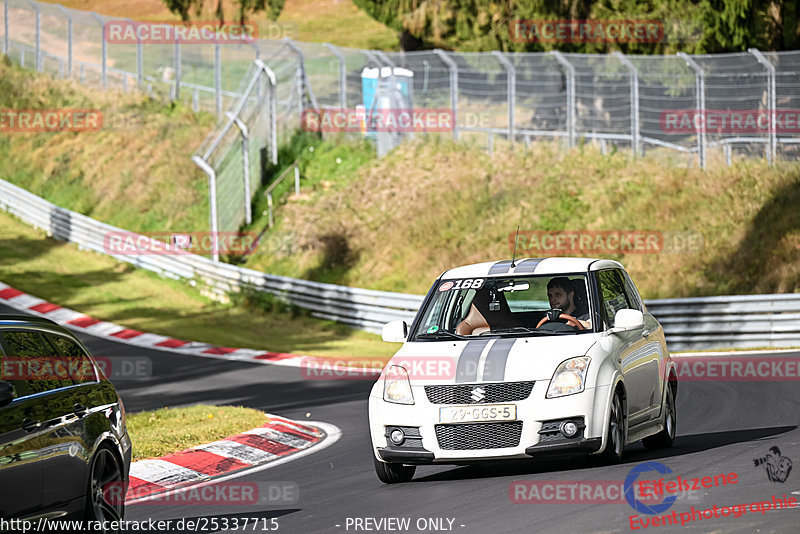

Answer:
[441,257,623,280]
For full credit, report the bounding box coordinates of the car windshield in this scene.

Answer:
[412,274,594,339]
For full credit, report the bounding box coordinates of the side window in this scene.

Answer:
[596,270,631,328]
[45,334,98,383]
[618,269,643,311]
[1,330,73,397]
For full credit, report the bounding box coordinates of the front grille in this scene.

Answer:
[435,422,523,450]
[425,381,535,404]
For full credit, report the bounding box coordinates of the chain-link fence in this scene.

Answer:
[4,1,800,249]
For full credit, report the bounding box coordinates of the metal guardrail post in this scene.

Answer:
[551,51,576,147]
[677,52,706,169]
[433,49,458,141]
[749,48,777,166]
[192,156,220,262]
[89,12,107,88]
[55,5,73,78]
[227,112,252,225]
[613,51,640,157]
[492,51,515,143]
[323,43,347,109]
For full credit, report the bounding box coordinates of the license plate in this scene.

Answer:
[438,404,516,424]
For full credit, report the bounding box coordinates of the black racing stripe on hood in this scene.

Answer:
[455,339,490,383]
[482,338,516,381]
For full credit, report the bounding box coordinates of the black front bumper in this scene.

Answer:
[377,447,435,464]
[525,437,602,456]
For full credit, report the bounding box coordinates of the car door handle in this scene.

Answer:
[642,329,652,337]
[74,403,89,417]
[22,418,42,432]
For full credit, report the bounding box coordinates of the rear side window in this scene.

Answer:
[45,333,98,383]
[596,270,631,328]
[0,330,74,397]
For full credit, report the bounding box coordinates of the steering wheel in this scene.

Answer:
[536,310,585,331]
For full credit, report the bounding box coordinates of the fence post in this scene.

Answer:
[323,43,347,109]
[214,43,222,117]
[24,1,41,72]
[227,113,252,225]
[492,51,515,143]
[283,38,318,111]
[294,166,300,196]
[749,48,776,166]
[434,49,458,141]
[677,52,706,170]
[551,51,576,148]
[55,5,73,78]
[613,51,640,157]
[192,156,219,262]
[89,12,107,88]
[3,0,8,56]
[255,59,278,164]
[125,17,142,87]
[173,31,181,102]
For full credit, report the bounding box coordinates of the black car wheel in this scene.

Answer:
[84,446,124,527]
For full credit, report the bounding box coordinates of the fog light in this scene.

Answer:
[560,421,578,438]
[390,428,405,445]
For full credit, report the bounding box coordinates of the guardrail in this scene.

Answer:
[1,178,799,349]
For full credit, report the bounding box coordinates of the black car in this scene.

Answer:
[0,315,131,522]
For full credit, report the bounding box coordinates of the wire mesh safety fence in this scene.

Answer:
[3,0,800,253]
[4,0,800,163]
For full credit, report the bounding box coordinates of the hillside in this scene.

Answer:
[244,139,800,299]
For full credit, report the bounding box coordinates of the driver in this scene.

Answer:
[546,277,591,329]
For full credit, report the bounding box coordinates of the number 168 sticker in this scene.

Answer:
[439,278,485,291]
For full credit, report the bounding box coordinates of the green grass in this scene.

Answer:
[126,405,269,461]
[0,210,395,361]
[243,138,800,299]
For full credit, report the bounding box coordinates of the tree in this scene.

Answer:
[352,0,799,52]
[162,0,285,24]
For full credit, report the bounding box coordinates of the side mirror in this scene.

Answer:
[381,320,408,343]
[610,309,644,334]
[0,381,14,407]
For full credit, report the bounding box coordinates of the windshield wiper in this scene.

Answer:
[415,331,466,340]
[479,326,545,336]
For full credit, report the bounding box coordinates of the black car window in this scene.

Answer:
[45,333,98,384]
[596,270,631,329]
[1,330,73,397]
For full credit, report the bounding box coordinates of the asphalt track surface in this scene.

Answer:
[2,302,798,534]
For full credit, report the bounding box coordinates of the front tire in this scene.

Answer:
[643,384,676,450]
[373,455,415,484]
[599,391,625,464]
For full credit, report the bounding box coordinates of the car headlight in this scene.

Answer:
[546,357,591,398]
[383,365,414,405]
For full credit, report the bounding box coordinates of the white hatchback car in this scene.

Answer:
[369,257,677,483]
